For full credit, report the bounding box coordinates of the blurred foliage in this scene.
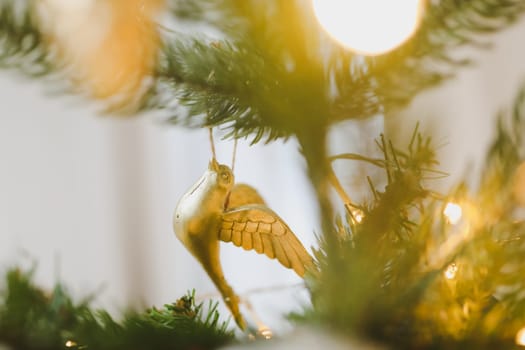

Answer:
[155,0,525,143]
[0,267,234,350]
[300,85,525,349]
[1,0,524,143]
[0,0,54,76]
[4,1,525,348]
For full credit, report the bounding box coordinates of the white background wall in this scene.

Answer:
[1,13,525,334]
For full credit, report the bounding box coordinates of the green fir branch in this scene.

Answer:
[158,0,525,143]
[0,0,54,76]
[308,125,440,334]
[304,84,525,349]
[152,31,329,143]
[151,37,285,142]
[0,268,234,350]
[1,0,524,144]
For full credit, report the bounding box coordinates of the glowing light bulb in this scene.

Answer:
[444,262,458,280]
[352,209,365,223]
[516,327,525,346]
[258,326,273,340]
[312,0,423,55]
[443,202,463,225]
[65,340,77,348]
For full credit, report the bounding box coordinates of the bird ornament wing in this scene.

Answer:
[226,183,266,208]
[219,202,314,277]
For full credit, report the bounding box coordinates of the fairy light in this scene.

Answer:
[516,327,525,346]
[258,326,273,340]
[352,209,365,223]
[444,262,458,280]
[312,0,423,55]
[65,340,77,348]
[443,202,463,225]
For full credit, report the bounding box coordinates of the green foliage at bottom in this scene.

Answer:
[0,268,234,350]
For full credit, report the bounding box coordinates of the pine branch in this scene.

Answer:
[308,125,440,334]
[150,31,328,143]
[1,0,524,143]
[304,84,525,349]
[150,37,287,142]
[0,267,234,350]
[0,0,54,77]
[158,0,525,143]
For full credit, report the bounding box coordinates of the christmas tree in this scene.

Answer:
[2,0,525,349]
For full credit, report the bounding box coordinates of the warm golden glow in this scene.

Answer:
[38,0,163,112]
[443,202,463,225]
[65,340,77,348]
[312,0,422,55]
[516,327,525,346]
[444,262,458,280]
[352,209,365,223]
[259,326,273,340]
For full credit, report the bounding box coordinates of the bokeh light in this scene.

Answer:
[444,262,458,280]
[516,327,525,346]
[443,202,463,225]
[312,0,423,55]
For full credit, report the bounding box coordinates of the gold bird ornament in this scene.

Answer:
[173,157,315,330]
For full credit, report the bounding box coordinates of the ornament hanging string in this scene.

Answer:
[209,128,217,161]
[231,137,238,173]
[224,135,238,210]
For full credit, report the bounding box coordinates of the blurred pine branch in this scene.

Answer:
[0,0,53,76]
[0,267,234,350]
[1,0,524,142]
[301,84,525,349]
[155,0,525,143]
